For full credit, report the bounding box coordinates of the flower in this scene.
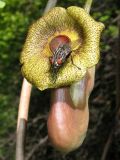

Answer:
[20,6,104,91]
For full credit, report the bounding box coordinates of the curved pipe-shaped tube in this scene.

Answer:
[47,67,95,153]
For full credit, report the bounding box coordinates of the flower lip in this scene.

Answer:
[20,6,104,90]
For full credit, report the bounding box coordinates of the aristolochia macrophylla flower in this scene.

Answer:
[20,6,104,91]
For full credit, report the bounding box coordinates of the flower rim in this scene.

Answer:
[20,6,104,90]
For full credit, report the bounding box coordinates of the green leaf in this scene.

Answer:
[0,1,6,8]
[99,15,110,22]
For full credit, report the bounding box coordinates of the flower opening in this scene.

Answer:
[20,6,104,90]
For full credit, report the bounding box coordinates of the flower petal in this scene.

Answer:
[67,6,105,67]
[20,7,86,90]
[20,7,104,91]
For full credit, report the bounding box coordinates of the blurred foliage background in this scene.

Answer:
[0,0,120,159]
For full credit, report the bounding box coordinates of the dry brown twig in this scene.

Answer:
[16,79,32,160]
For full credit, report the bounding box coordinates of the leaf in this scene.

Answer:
[0,1,6,8]
[99,15,110,22]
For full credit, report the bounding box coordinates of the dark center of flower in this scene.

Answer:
[49,35,83,82]
[49,35,71,53]
[49,35,71,66]
[49,35,72,82]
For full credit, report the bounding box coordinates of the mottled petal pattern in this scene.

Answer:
[20,6,104,91]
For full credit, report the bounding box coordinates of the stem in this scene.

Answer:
[70,0,94,108]
[101,15,120,160]
[84,1,115,159]
[17,79,32,131]
[16,79,32,160]
[44,0,57,14]
[16,0,58,159]
[84,0,93,13]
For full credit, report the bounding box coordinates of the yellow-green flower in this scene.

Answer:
[20,6,104,91]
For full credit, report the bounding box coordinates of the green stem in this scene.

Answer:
[84,0,93,13]
[44,0,57,14]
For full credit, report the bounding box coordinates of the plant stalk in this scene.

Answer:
[70,0,93,108]
[16,0,58,159]
[84,0,93,13]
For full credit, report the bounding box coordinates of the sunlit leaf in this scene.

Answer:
[0,1,6,8]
